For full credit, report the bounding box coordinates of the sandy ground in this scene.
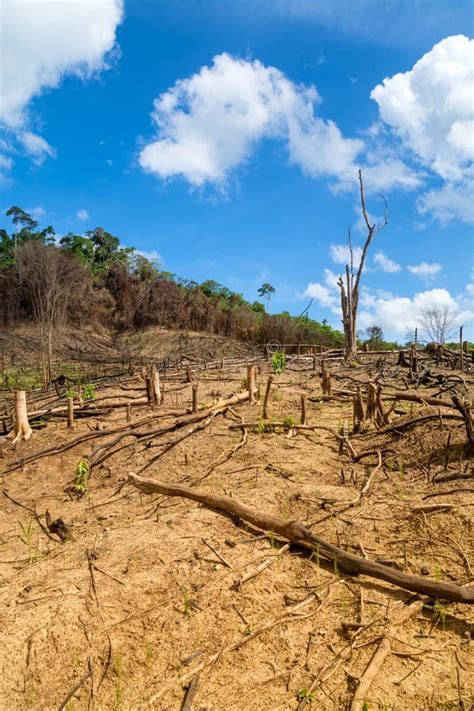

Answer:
[0,362,473,710]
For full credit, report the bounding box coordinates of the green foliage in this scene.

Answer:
[297,688,315,702]
[271,351,286,374]
[432,599,447,629]
[18,519,41,564]
[82,383,96,401]
[74,458,90,496]
[66,388,77,399]
[363,325,399,351]
[1,205,347,351]
[282,415,296,428]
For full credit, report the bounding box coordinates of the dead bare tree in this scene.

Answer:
[337,170,388,357]
[16,242,86,386]
[419,305,458,345]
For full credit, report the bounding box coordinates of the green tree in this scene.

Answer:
[257,283,275,311]
[364,326,384,350]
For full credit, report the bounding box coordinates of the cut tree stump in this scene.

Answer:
[11,391,32,444]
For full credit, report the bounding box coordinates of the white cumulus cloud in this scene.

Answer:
[0,0,124,128]
[76,209,90,222]
[373,251,401,273]
[302,282,339,310]
[358,288,472,338]
[330,243,362,267]
[371,35,474,224]
[139,53,365,188]
[18,132,56,165]
[407,262,442,280]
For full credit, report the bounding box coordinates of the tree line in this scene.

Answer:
[0,206,351,382]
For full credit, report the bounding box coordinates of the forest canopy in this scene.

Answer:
[0,206,350,349]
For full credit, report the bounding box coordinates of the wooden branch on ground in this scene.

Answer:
[3,391,253,474]
[350,601,423,711]
[452,396,474,453]
[128,473,474,603]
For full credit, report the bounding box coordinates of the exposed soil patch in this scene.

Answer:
[0,355,473,710]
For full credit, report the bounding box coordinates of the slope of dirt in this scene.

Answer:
[1,324,261,390]
[0,360,473,710]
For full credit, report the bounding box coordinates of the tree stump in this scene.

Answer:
[11,391,32,444]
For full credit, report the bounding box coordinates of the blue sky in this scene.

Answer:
[1,0,473,340]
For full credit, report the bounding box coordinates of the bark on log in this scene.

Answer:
[67,397,74,429]
[128,473,474,604]
[262,375,273,420]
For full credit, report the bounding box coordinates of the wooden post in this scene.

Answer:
[262,375,273,420]
[353,386,365,433]
[145,375,153,406]
[312,354,317,371]
[192,383,199,413]
[247,365,256,404]
[126,403,132,423]
[366,382,377,421]
[321,361,332,396]
[375,384,385,427]
[459,325,464,371]
[186,365,192,383]
[67,397,74,429]
[1,404,8,435]
[300,394,307,425]
[11,390,32,444]
[410,345,418,375]
[151,365,161,405]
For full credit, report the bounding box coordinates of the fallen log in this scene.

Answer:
[128,473,474,604]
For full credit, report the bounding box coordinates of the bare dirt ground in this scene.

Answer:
[0,354,473,710]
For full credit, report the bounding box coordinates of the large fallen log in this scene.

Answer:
[128,472,474,604]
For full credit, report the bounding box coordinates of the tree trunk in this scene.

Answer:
[11,390,32,444]
[337,170,387,358]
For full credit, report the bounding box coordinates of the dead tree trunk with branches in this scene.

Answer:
[338,170,388,357]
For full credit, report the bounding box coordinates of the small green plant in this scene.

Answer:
[114,652,123,711]
[297,688,315,703]
[183,593,192,616]
[66,388,77,399]
[83,383,96,401]
[145,642,153,669]
[271,351,286,375]
[362,703,370,711]
[18,518,40,564]
[74,458,90,496]
[432,599,447,629]
[243,626,252,636]
[282,415,296,428]
[255,418,274,434]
